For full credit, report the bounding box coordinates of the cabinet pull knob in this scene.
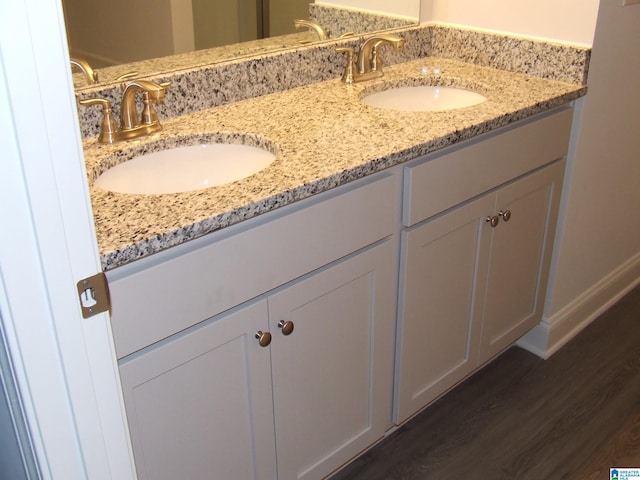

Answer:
[485,215,500,228]
[499,210,512,222]
[278,320,295,336]
[255,331,272,347]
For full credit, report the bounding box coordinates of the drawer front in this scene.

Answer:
[403,107,573,227]
[108,172,396,358]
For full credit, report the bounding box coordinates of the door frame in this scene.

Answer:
[0,0,136,478]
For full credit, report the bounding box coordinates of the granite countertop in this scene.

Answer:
[83,57,587,271]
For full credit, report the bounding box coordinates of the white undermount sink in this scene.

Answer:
[362,85,487,112]
[94,143,277,194]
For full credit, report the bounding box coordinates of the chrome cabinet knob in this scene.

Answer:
[278,320,295,336]
[499,210,512,222]
[255,331,272,347]
[485,215,500,228]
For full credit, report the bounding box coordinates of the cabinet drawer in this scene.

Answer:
[108,172,396,358]
[403,107,572,227]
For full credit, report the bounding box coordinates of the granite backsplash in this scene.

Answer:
[74,23,590,140]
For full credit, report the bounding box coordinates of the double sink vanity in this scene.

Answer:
[77,23,588,480]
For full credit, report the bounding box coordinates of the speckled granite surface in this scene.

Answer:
[309,4,417,38]
[83,56,587,270]
[429,24,591,85]
[71,32,318,90]
[75,27,429,138]
[75,24,589,139]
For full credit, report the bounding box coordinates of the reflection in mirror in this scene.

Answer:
[63,0,419,89]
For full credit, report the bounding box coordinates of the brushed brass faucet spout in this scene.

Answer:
[70,57,99,86]
[337,34,404,84]
[294,19,329,41]
[120,80,166,130]
[357,34,404,77]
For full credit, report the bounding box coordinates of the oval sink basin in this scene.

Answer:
[362,86,487,112]
[95,143,277,194]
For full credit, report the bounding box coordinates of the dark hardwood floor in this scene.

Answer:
[331,283,640,480]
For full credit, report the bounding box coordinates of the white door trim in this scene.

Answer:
[0,0,136,478]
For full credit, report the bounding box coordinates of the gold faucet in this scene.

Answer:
[70,57,99,86]
[337,34,405,84]
[294,19,329,41]
[120,80,167,131]
[79,80,169,143]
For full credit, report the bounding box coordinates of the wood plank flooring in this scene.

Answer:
[330,283,640,480]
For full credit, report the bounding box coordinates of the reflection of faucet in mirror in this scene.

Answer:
[79,80,169,143]
[63,0,419,88]
[70,57,99,86]
[294,19,328,41]
[337,34,404,84]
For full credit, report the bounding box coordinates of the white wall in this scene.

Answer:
[533,0,640,352]
[420,0,599,45]
[318,0,420,19]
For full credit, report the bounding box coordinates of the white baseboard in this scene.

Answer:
[518,252,640,359]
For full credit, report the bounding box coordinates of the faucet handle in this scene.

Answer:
[336,47,356,84]
[371,45,384,72]
[79,98,120,144]
[141,92,157,125]
[140,82,170,126]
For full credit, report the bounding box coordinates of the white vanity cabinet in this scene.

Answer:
[269,241,395,480]
[395,193,493,423]
[118,241,395,480]
[394,108,572,423]
[118,300,278,480]
[107,106,575,478]
[109,172,398,480]
[477,162,564,362]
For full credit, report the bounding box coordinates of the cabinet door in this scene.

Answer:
[268,241,395,480]
[395,194,494,423]
[479,161,564,362]
[119,300,277,480]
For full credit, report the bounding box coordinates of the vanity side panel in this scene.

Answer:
[403,107,573,227]
[108,172,396,358]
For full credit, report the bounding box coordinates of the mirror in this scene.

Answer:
[63,0,420,89]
